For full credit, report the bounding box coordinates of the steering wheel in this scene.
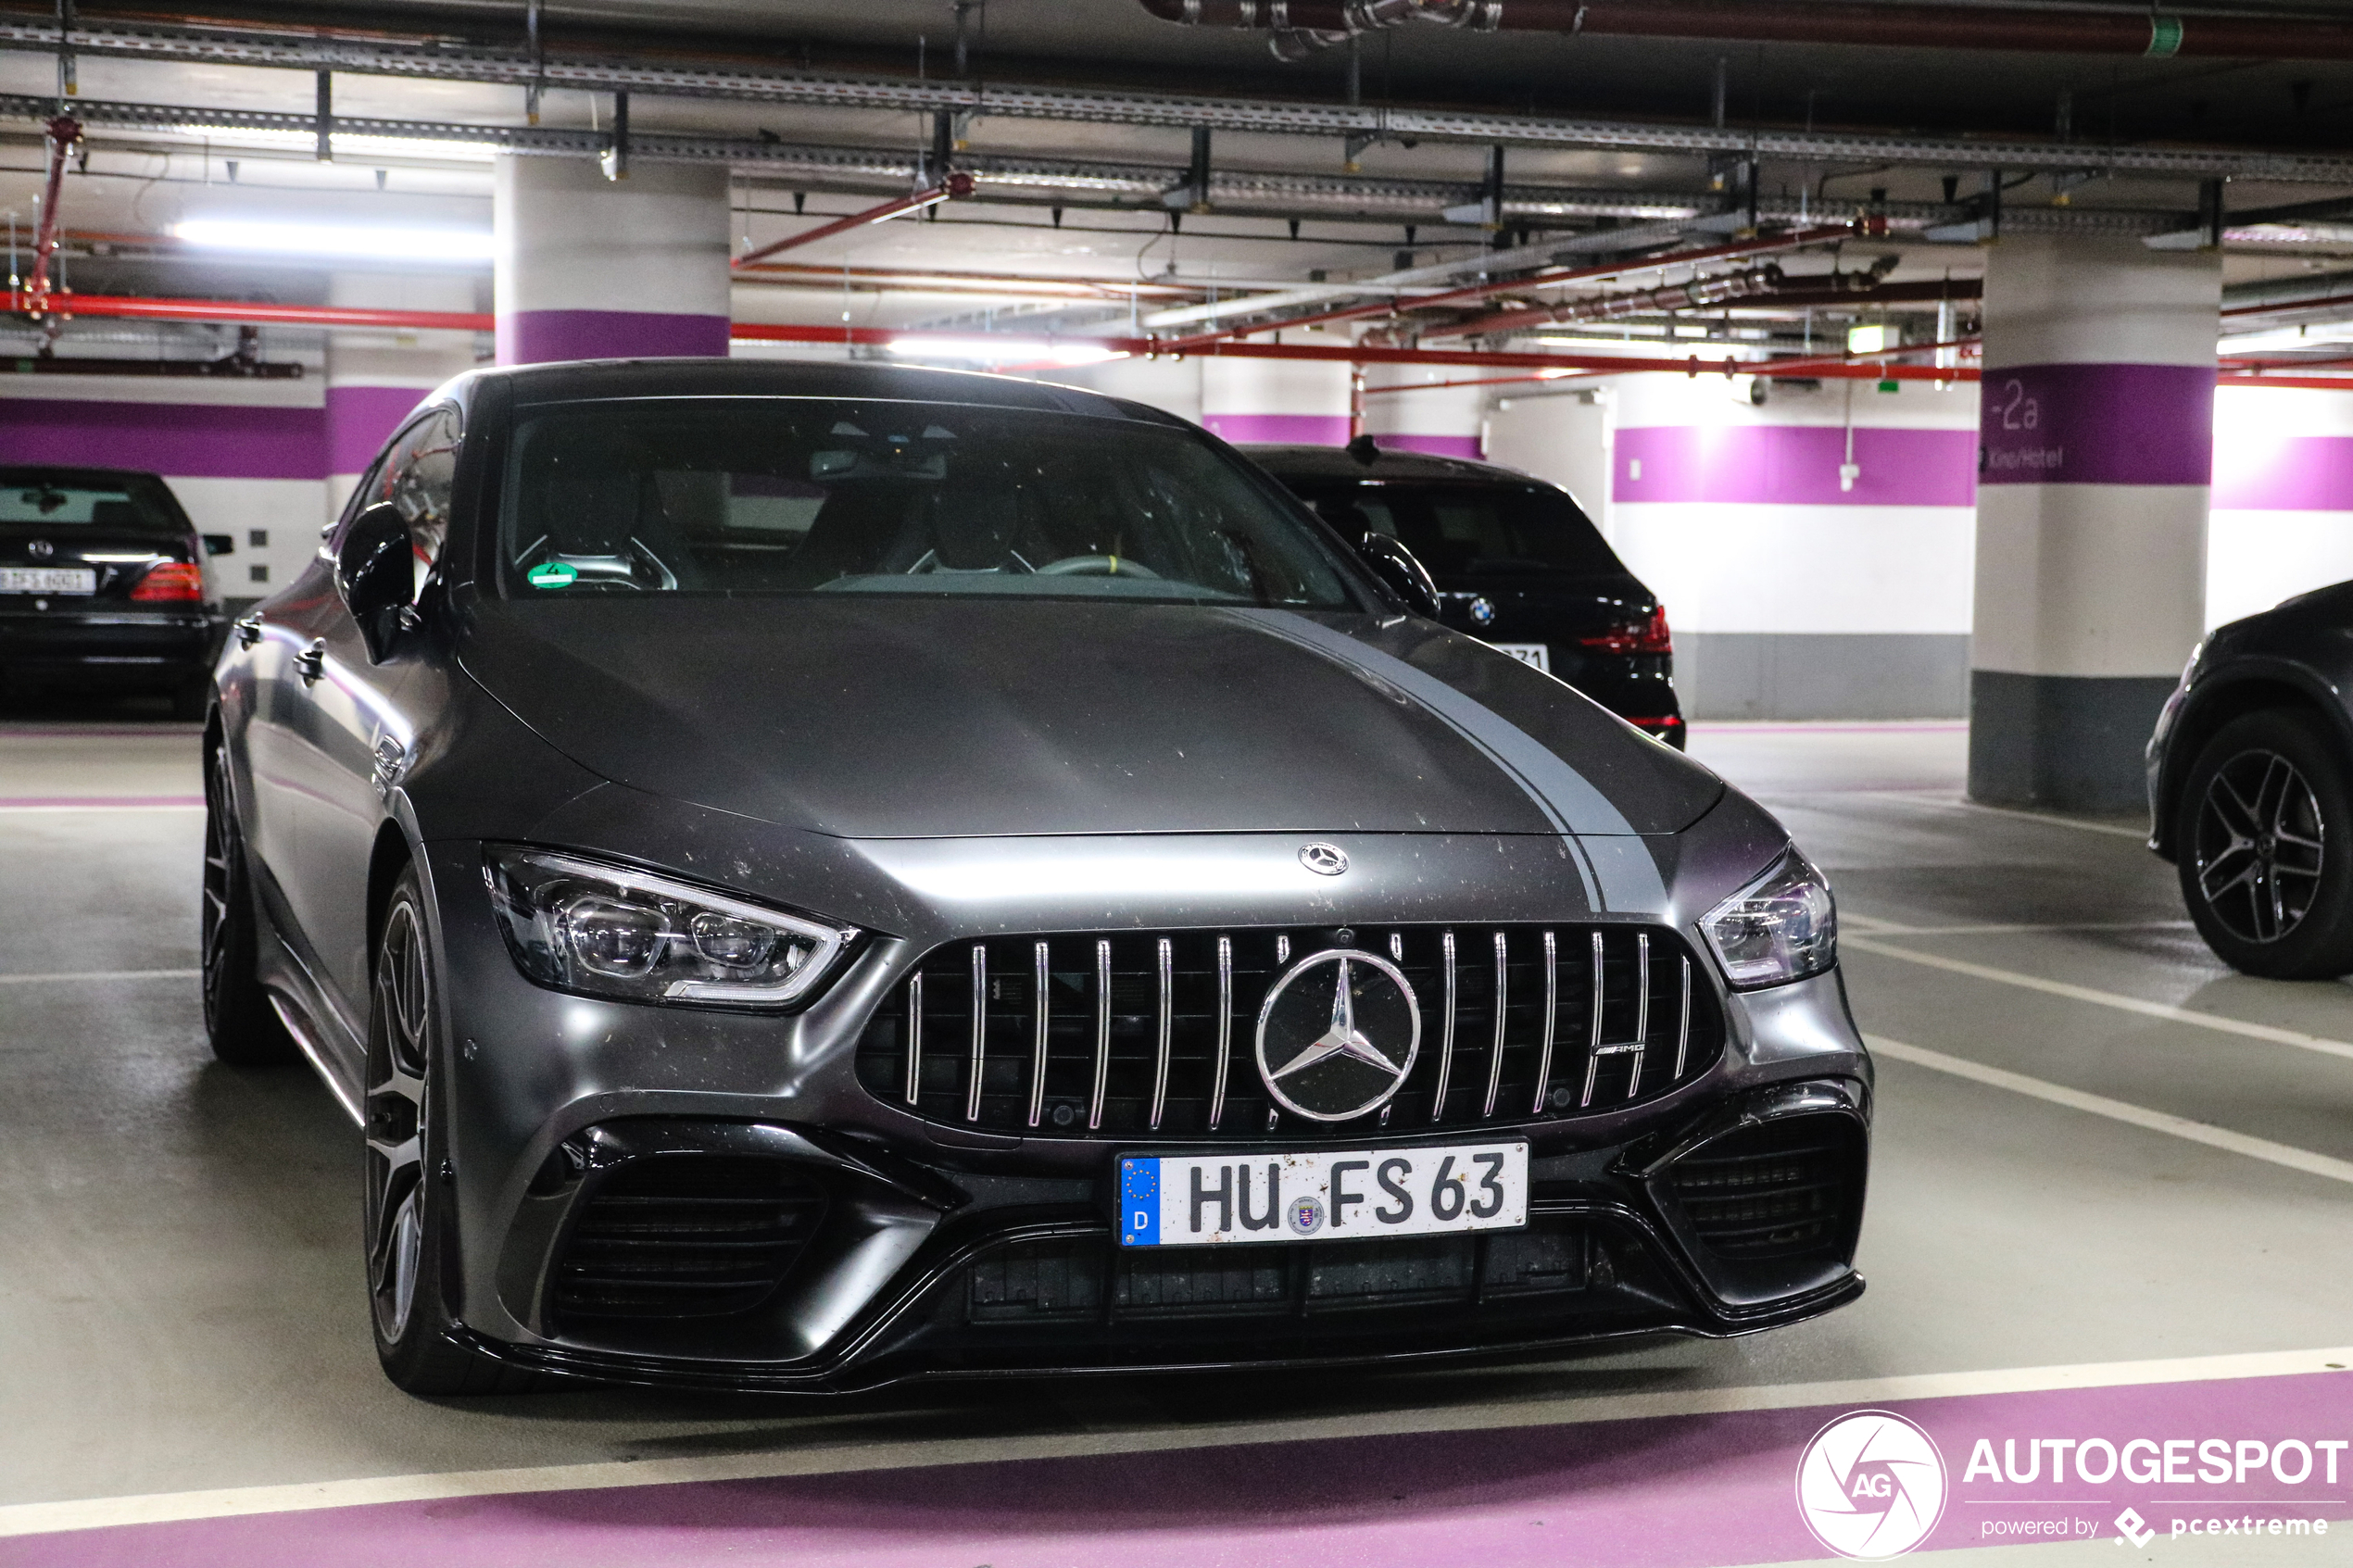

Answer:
[1034,554,1161,579]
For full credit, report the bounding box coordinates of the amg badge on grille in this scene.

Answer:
[1254,949,1421,1122]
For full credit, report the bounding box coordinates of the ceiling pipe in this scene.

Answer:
[1156,223,1854,351]
[734,172,974,269]
[22,113,79,309]
[1139,0,2353,61]
[5,19,2350,182]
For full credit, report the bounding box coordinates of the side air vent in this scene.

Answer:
[855,923,1725,1140]
[1667,1115,1864,1264]
[552,1156,827,1321]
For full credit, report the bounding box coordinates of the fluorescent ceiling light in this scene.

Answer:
[170,219,494,261]
[1847,322,1894,355]
[886,337,1125,366]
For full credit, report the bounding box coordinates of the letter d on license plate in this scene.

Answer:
[1118,1143,1528,1248]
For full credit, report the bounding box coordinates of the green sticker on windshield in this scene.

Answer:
[526,561,577,588]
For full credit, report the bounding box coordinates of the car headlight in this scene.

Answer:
[1701,847,1837,989]
[484,847,859,1009]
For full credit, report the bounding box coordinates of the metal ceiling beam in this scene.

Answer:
[2,16,2350,182]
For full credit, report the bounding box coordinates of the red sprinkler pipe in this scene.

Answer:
[23,115,81,310]
[734,172,975,270]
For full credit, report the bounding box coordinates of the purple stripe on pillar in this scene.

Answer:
[325,385,427,476]
[14,1371,2350,1565]
[2213,433,2353,510]
[496,309,731,367]
[1202,412,1353,445]
[1614,425,1978,507]
[0,401,324,480]
[1979,361,2216,486]
[1378,433,1484,460]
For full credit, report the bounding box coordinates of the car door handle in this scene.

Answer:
[294,640,325,685]
[234,614,263,648]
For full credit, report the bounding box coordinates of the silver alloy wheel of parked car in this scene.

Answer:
[2193,747,2327,945]
[365,896,434,1345]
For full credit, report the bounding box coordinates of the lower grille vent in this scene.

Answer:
[553,1156,826,1321]
[964,1223,1592,1325]
[1667,1116,1861,1262]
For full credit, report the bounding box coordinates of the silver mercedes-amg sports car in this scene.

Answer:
[201,358,1869,1394]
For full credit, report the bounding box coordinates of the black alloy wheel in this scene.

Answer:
[364,867,536,1395]
[201,739,296,1066]
[2178,709,2353,979]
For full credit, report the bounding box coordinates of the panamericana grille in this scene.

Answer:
[855,925,1723,1139]
[1667,1116,1861,1262]
[551,1156,827,1320]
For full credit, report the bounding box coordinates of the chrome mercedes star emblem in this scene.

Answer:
[1298,842,1348,876]
[1254,949,1420,1123]
[27,539,53,559]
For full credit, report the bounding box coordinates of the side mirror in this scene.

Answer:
[1355,532,1441,620]
[336,502,414,663]
[202,533,234,557]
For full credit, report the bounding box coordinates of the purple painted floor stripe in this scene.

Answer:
[17,1371,2351,1567]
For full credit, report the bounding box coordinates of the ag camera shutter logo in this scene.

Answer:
[1795,1411,1949,1560]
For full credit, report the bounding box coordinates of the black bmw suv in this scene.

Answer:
[0,466,229,717]
[1244,441,1684,748]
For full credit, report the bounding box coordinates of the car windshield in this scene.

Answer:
[0,470,188,535]
[1285,478,1623,579]
[498,398,1358,608]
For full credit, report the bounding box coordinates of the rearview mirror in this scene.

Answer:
[202,533,234,557]
[1355,533,1441,620]
[336,503,414,663]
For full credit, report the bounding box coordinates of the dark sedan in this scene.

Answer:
[1243,441,1685,748]
[2148,580,2353,977]
[204,358,1868,1396]
[1,466,228,717]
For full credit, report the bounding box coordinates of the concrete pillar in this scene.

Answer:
[1360,363,1484,459]
[493,157,731,365]
[325,271,478,526]
[1198,358,1350,446]
[1968,234,2221,811]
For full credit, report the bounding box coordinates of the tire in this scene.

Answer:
[201,739,297,1067]
[2175,709,2353,978]
[365,868,537,1395]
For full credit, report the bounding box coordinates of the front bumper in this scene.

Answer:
[416,809,1867,1393]
[455,1077,1867,1393]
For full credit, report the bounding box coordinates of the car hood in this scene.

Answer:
[460,597,1723,841]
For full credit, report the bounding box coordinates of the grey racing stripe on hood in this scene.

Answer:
[1225,609,1669,912]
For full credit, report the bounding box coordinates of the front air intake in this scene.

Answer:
[1667,1114,1864,1264]
[551,1156,827,1321]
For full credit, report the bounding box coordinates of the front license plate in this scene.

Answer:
[0,567,95,596]
[1487,641,1550,672]
[1119,1143,1528,1248]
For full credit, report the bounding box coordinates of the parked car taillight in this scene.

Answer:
[1578,603,1671,656]
[130,562,206,602]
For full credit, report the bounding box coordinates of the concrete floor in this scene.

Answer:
[3,710,2350,1565]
